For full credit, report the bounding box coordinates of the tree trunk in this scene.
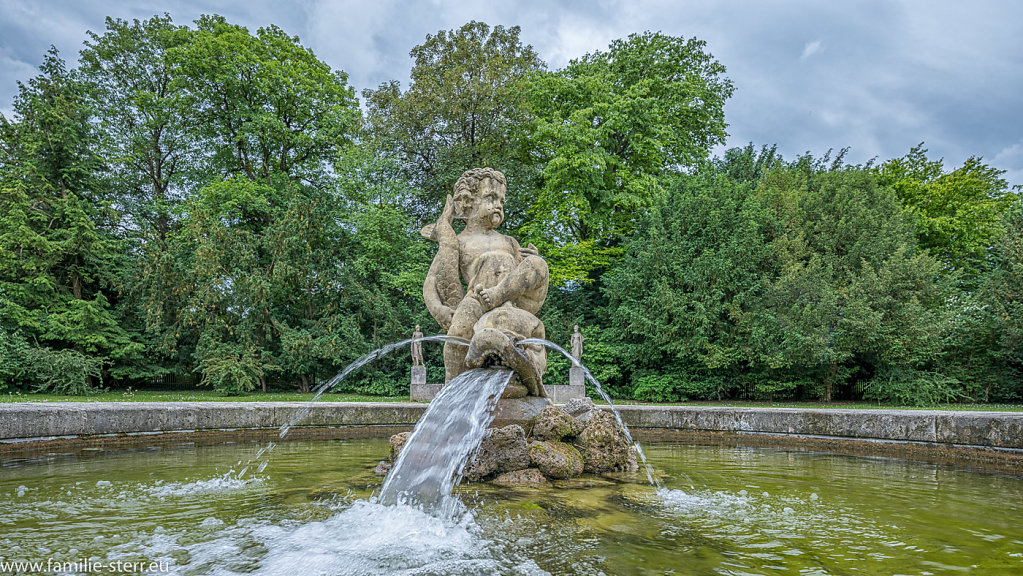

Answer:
[824,362,837,403]
[260,377,267,394]
[299,374,310,394]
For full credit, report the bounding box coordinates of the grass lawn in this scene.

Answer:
[636,400,1023,412]
[2,389,1022,411]
[0,389,407,403]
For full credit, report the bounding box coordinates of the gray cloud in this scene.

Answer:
[1,0,1020,186]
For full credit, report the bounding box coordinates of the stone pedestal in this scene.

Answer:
[569,366,585,387]
[546,367,586,404]
[409,366,441,402]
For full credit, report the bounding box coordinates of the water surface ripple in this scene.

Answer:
[2,439,1021,575]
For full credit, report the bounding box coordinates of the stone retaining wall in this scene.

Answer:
[0,402,423,441]
[1,402,1021,454]
[616,405,1023,450]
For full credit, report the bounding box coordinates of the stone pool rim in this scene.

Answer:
[2,402,1022,471]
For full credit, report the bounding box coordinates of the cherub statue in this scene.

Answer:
[421,168,549,397]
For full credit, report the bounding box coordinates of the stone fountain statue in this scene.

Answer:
[377,168,636,494]
[421,168,549,400]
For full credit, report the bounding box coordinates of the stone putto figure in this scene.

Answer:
[421,168,549,397]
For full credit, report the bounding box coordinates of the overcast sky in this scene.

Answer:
[2,0,1021,186]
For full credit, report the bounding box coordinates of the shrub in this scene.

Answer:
[860,367,964,406]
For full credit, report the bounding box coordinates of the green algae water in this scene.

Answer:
[1,438,1021,575]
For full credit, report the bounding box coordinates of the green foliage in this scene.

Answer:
[121,16,366,392]
[0,327,31,391]
[80,14,195,237]
[875,144,1021,286]
[760,160,947,401]
[860,367,963,406]
[171,15,359,184]
[172,177,346,391]
[987,207,1023,368]
[945,206,1023,400]
[0,327,101,394]
[632,369,730,403]
[713,143,784,183]
[737,371,812,402]
[78,16,196,382]
[0,48,139,392]
[522,31,734,286]
[363,21,544,222]
[195,338,264,395]
[28,347,104,395]
[604,150,953,403]
[603,165,773,398]
[327,199,431,397]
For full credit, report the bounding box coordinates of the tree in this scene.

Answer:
[988,207,1023,373]
[175,177,356,394]
[78,15,198,383]
[522,31,734,286]
[80,14,195,239]
[0,49,140,392]
[363,21,545,222]
[760,159,948,403]
[949,206,1023,400]
[875,144,1021,286]
[170,15,359,185]
[129,16,365,392]
[713,142,783,184]
[603,161,775,401]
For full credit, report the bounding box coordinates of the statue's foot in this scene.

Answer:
[467,283,496,312]
[478,286,496,310]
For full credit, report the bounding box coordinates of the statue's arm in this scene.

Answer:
[422,195,463,330]
[424,254,459,330]
[508,236,539,263]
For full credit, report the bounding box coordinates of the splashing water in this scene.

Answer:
[378,368,512,514]
[519,337,661,488]
[238,334,468,479]
[280,334,468,438]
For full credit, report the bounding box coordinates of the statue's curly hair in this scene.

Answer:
[454,167,506,196]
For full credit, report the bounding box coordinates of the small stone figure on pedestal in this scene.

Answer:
[570,325,584,361]
[568,325,585,391]
[411,325,424,367]
[545,325,586,403]
[410,325,439,401]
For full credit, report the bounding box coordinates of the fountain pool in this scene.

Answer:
[2,437,1021,575]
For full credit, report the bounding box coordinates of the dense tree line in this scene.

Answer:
[1,15,1019,402]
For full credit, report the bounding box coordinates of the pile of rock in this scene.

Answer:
[374,398,638,486]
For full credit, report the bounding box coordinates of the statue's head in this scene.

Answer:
[574,325,579,332]
[454,168,506,229]
[415,324,420,330]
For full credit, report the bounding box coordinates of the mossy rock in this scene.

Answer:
[463,425,530,481]
[492,468,548,487]
[576,410,633,473]
[528,440,584,479]
[531,405,585,441]
[388,431,410,462]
